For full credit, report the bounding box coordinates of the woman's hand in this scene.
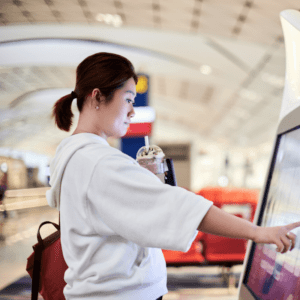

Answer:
[253,221,300,253]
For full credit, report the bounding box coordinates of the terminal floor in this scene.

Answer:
[0,206,242,300]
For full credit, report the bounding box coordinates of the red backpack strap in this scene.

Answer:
[31,242,43,300]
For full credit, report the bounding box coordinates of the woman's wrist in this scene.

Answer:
[250,224,259,241]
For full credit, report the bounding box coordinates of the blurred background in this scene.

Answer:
[1,0,296,192]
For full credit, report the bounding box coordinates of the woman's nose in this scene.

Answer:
[129,105,135,118]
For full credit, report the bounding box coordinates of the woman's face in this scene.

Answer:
[98,77,136,139]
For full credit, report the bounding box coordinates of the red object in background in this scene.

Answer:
[162,232,206,264]
[124,122,152,137]
[198,187,258,264]
[162,187,259,266]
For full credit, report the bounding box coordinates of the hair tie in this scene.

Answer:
[71,91,77,99]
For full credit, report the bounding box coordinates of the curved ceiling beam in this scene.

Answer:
[9,88,72,108]
[0,38,214,84]
[0,37,201,71]
[0,24,265,77]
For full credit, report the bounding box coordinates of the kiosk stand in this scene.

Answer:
[238,9,300,300]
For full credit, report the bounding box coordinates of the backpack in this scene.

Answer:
[26,216,68,300]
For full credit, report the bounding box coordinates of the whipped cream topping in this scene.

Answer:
[136,145,165,160]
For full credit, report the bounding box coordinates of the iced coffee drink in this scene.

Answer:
[136,144,168,182]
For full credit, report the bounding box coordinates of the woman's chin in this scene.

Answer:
[113,130,128,139]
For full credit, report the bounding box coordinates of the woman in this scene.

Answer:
[0,170,8,220]
[47,52,300,300]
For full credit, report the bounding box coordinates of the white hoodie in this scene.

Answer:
[46,133,213,300]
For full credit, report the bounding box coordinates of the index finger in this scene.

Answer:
[286,221,300,231]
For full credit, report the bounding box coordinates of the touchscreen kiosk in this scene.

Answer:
[239,10,300,300]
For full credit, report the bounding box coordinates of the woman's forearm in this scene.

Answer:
[197,205,300,254]
[197,205,258,240]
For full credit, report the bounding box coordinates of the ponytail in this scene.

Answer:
[52,91,77,132]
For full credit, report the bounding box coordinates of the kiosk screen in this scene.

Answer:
[244,126,300,299]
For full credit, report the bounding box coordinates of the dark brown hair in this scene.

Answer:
[53,52,138,131]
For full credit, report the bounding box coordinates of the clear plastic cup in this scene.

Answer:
[136,145,168,182]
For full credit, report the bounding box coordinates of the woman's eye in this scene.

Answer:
[127,99,134,104]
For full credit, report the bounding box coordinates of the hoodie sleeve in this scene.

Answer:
[86,152,213,252]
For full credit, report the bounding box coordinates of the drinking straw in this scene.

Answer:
[144,136,150,153]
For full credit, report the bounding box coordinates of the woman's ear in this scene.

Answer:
[91,88,105,104]
[91,88,101,101]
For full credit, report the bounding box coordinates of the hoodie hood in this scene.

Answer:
[46,133,109,210]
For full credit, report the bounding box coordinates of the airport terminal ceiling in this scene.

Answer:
[0,0,298,157]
